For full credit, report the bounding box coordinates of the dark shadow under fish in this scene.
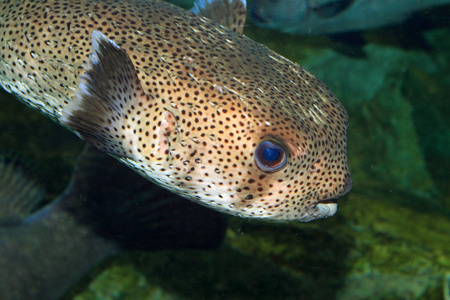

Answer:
[0,146,227,300]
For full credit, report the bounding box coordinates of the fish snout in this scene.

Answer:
[301,180,350,222]
[302,172,351,222]
[309,156,352,202]
[320,170,351,199]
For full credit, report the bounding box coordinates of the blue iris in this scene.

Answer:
[262,146,280,162]
[255,140,287,172]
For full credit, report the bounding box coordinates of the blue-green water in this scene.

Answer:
[0,1,449,299]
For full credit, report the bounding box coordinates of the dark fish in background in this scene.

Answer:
[0,146,227,300]
[250,0,450,35]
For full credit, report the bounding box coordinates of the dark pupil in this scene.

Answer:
[262,146,280,162]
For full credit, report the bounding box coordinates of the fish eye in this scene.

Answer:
[255,140,287,173]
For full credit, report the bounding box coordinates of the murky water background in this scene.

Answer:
[0,1,449,299]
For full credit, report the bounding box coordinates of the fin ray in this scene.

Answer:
[0,154,45,225]
[61,31,151,158]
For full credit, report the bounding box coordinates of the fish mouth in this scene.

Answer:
[316,198,338,205]
[304,199,338,221]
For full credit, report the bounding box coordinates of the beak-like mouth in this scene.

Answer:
[304,199,338,221]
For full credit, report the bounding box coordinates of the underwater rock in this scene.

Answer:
[445,272,450,300]
[337,273,441,299]
[405,29,450,199]
[333,192,450,299]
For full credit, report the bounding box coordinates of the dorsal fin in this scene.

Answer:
[191,0,247,34]
[0,154,45,225]
[61,31,151,159]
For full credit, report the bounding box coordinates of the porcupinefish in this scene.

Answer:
[0,146,226,300]
[250,0,450,35]
[0,0,352,221]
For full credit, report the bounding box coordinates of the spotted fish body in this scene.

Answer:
[0,0,352,221]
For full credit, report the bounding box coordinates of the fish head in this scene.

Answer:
[138,63,352,222]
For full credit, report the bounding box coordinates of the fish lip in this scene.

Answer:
[315,198,338,205]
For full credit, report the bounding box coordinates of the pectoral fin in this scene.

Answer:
[61,31,151,159]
